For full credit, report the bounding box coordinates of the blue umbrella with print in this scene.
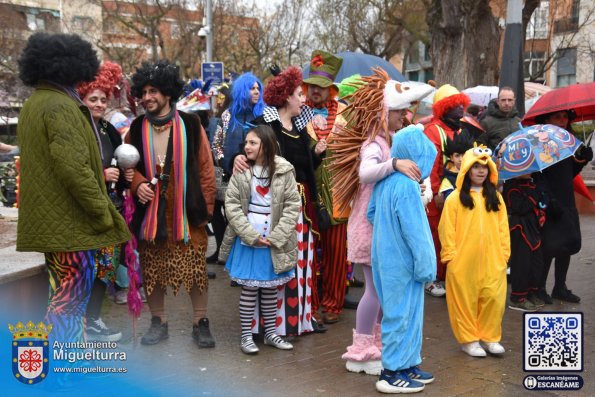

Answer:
[494,124,582,181]
[302,51,406,82]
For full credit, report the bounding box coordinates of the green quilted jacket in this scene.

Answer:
[16,84,131,253]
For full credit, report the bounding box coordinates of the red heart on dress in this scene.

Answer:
[307,277,312,288]
[303,223,308,233]
[287,279,297,289]
[251,319,256,329]
[276,316,283,327]
[298,241,306,251]
[287,297,298,308]
[288,316,298,327]
[256,185,269,197]
[298,259,306,269]
[306,313,311,322]
[310,242,315,250]
[299,278,305,287]
[296,223,303,233]
[277,298,283,309]
[307,295,312,304]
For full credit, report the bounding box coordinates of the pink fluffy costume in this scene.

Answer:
[328,70,434,376]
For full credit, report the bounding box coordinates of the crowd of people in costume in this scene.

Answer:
[14,32,593,394]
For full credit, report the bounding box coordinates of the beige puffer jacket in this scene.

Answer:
[219,156,300,273]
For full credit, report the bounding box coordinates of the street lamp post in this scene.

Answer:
[198,0,213,63]
[206,0,212,62]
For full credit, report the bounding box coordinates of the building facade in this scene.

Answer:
[403,0,594,88]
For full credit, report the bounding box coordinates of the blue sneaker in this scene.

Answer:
[376,369,425,394]
[405,366,434,384]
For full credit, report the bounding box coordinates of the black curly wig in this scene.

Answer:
[18,33,99,87]
[130,60,185,103]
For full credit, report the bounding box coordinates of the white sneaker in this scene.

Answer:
[87,317,123,342]
[425,280,446,297]
[482,341,505,355]
[461,341,487,357]
[345,360,383,376]
[114,289,128,305]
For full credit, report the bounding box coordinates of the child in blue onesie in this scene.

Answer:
[367,125,437,394]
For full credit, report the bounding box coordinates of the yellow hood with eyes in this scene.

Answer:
[456,144,499,190]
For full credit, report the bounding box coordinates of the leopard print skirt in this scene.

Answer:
[139,237,208,296]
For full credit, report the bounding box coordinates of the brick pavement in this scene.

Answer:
[2,211,594,396]
[97,216,595,397]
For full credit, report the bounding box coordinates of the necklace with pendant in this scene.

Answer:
[157,154,166,170]
[153,120,173,133]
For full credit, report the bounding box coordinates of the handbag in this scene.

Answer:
[155,131,173,242]
[215,166,228,201]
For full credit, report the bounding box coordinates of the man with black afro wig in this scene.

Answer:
[18,32,100,87]
[16,32,131,346]
[126,59,217,348]
[130,59,185,109]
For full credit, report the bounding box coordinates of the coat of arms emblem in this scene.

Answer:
[9,321,52,385]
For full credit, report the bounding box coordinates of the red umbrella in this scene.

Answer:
[574,175,594,203]
[522,82,595,125]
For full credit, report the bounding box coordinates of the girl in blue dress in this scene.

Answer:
[220,125,301,354]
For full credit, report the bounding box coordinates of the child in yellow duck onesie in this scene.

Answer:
[438,145,510,357]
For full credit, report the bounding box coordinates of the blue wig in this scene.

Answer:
[229,72,264,131]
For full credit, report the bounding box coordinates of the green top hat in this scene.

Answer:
[303,50,343,88]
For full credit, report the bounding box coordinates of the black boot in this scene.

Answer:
[350,277,364,288]
[551,285,580,303]
[206,251,220,264]
[141,316,168,345]
[343,293,360,310]
[343,287,360,310]
[311,318,327,333]
[193,318,216,348]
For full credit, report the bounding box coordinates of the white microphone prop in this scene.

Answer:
[114,144,141,169]
[114,144,141,189]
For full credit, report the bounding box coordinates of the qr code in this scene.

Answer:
[524,312,582,371]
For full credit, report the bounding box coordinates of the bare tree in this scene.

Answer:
[426,0,501,88]
[0,3,51,105]
[239,0,312,78]
[87,0,204,78]
[524,0,595,83]
[312,0,430,61]
[211,0,260,75]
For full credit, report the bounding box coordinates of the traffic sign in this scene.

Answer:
[201,62,224,86]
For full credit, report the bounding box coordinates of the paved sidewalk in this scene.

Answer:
[1,208,593,396]
[98,217,595,397]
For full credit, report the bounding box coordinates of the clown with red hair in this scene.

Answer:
[77,61,136,342]
[423,84,470,298]
[301,50,350,325]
